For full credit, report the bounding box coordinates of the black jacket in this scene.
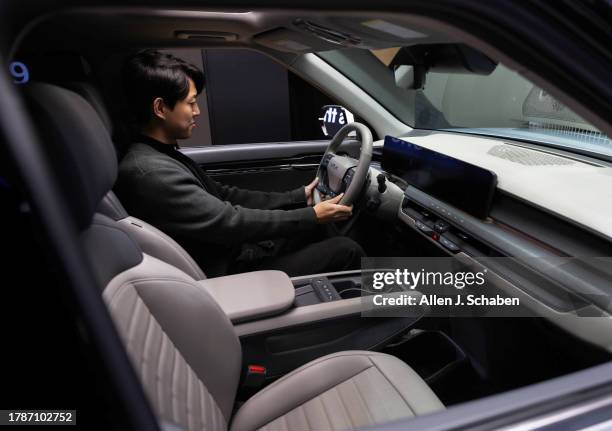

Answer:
[114,138,317,276]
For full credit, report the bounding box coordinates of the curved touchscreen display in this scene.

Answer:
[382,136,497,219]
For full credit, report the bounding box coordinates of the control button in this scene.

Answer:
[321,154,333,167]
[415,220,434,235]
[434,220,450,233]
[456,232,470,241]
[440,235,460,252]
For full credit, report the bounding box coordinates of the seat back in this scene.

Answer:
[99,234,240,430]
[99,192,207,280]
[26,82,240,431]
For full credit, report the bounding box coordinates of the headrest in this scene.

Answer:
[24,82,118,230]
[63,81,114,135]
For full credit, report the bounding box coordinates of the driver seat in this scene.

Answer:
[26,82,445,431]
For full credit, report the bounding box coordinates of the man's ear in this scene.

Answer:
[152,97,166,120]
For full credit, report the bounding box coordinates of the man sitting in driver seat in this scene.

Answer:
[114,50,365,278]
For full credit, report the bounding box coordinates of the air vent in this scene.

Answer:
[293,19,361,47]
[175,31,238,41]
[487,145,574,166]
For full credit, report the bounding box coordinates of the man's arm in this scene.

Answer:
[205,177,307,210]
[121,162,317,246]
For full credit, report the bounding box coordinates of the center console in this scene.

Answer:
[293,272,364,305]
[199,269,428,391]
[199,270,295,323]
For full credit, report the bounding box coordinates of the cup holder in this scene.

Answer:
[333,280,368,299]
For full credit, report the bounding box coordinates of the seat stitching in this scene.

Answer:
[171,347,179,423]
[280,412,288,431]
[156,335,167,418]
[105,281,128,307]
[253,367,374,430]
[333,385,355,429]
[186,365,194,431]
[200,382,210,431]
[112,287,226,429]
[118,279,230,425]
[367,357,415,415]
[349,377,375,423]
[243,352,377,403]
[118,276,200,286]
[316,393,334,430]
[243,361,373,409]
[126,294,144,349]
[299,404,313,431]
[141,306,155,393]
[356,368,395,421]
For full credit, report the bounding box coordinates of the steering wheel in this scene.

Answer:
[313,121,373,214]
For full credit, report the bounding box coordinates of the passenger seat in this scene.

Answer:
[26,82,445,431]
[98,191,206,280]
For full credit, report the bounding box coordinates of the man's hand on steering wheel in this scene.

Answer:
[313,194,353,223]
[313,122,372,208]
[311,122,373,234]
[304,177,319,206]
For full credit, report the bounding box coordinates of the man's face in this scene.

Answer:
[162,78,201,140]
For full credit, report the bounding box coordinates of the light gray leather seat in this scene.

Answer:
[27,82,444,431]
[231,351,444,431]
[99,191,207,280]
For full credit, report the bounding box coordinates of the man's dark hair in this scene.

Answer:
[122,49,205,126]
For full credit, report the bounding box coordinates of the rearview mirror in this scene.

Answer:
[319,105,355,137]
[391,44,497,90]
[394,65,426,90]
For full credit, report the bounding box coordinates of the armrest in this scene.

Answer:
[198,271,295,323]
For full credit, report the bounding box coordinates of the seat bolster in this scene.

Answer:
[117,216,206,280]
[230,351,444,431]
[98,191,129,221]
[367,353,445,415]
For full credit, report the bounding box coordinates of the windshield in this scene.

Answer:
[318,48,612,158]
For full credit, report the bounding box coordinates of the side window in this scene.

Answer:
[169,48,369,147]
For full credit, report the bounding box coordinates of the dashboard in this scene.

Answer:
[389,131,612,240]
[383,136,497,220]
[374,131,612,351]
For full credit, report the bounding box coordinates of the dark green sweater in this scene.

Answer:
[114,139,317,277]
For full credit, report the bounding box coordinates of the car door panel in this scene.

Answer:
[182,139,362,191]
